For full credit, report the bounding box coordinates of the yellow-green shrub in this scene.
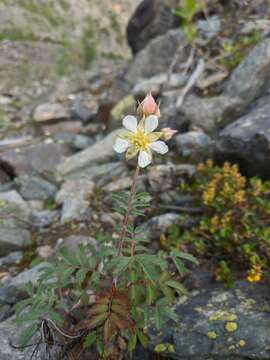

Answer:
[166,160,270,284]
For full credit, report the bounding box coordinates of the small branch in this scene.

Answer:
[176,58,205,108]
[45,319,81,339]
[160,205,202,214]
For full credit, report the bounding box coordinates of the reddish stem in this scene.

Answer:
[117,165,140,256]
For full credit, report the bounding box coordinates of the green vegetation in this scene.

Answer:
[163,161,270,285]
[219,30,262,70]
[20,0,63,27]
[15,188,197,358]
[174,0,202,43]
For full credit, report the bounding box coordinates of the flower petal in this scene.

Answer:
[119,131,134,141]
[145,115,158,133]
[126,146,139,160]
[113,138,129,153]
[138,150,152,168]
[123,115,137,132]
[147,132,162,142]
[149,141,168,154]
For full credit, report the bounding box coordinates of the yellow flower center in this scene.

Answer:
[131,130,150,151]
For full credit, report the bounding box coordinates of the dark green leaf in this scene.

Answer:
[19,323,38,347]
[83,331,97,349]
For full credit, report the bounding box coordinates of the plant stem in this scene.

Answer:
[117,165,140,256]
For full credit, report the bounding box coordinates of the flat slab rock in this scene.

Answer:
[146,282,270,360]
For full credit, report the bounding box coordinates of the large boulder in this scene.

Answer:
[224,38,270,105]
[147,282,270,360]
[215,95,270,178]
[125,29,187,87]
[127,0,179,54]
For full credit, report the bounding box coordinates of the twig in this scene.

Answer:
[181,47,196,75]
[45,319,82,340]
[160,205,202,214]
[176,58,205,108]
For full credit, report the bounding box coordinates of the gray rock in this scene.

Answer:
[0,190,30,222]
[133,73,188,95]
[177,94,244,132]
[0,263,49,304]
[72,134,94,150]
[125,30,187,86]
[55,178,95,223]
[0,314,61,359]
[33,102,70,122]
[148,164,195,192]
[2,142,69,175]
[103,176,133,192]
[215,98,270,178]
[0,251,23,268]
[147,282,270,360]
[197,16,221,42]
[0,304,12,322]
[175,130,213,157]
[0,227,31,256]
[29,210,59,228]
[0,316,26,359]
[0,190,32,255]
[57,129,121,177]
[16,174,58,200]
[224,38,270,104]
[141,213,179,241]
[56,235,97,252]
[66,162,128,187]
[127,0,178,54]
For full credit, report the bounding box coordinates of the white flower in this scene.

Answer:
[113,115,168,168]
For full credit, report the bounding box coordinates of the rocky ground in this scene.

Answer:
[1,0,270,359]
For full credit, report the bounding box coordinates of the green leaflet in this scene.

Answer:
[83,331,97,349]
[19,323,38,348]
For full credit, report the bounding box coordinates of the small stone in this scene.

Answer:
[103,177,132,192]
[16,174,58,201]
[56,178,95,223]
[29,210,59,227]
[36,245,54,260]
[0,252,23,268]
[175,130,213,157]
[33,103,70,122]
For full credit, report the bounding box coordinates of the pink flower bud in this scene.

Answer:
[161,128,178,141]
[137,92,161,118]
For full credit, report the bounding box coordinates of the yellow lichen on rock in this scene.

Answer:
[207,331,218,339]
[209,310,237,322]
[225,322,238,332]
[154,343,175,353]
[239,340,246,347]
